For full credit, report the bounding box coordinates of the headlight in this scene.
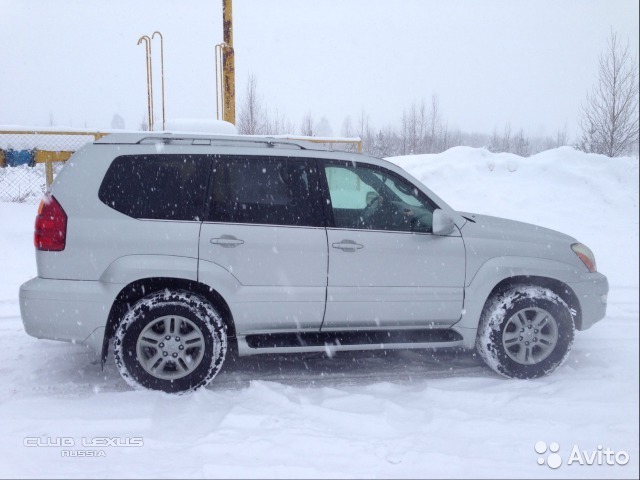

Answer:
[571,243,597,272]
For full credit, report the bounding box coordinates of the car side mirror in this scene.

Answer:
[432,209,455,235]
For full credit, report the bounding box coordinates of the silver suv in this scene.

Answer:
[20,133,609,393]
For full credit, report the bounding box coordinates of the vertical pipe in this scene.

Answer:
[45,160,53,190]
[215,44,223,120]
[147,39,154,131]
[137,36,153,131]
[222,0,235,125]
[152,31,166,130]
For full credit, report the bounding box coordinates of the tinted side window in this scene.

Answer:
[207,156,323,227]
[99,155,210,221]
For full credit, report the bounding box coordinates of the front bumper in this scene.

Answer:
[568,272,609,330]
[19,277,121,354]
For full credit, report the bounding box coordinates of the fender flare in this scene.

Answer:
[456,256,582,331]
[99,255,242,367]
[99,254,199,284]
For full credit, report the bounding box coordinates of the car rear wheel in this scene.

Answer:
[476,285,575,379]
[114,290,227,394]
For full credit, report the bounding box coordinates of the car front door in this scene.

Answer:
[198,156,327,335]
[320,160,465,330]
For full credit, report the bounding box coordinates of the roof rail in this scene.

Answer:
[138,136,311,150]
[95,132,329,151]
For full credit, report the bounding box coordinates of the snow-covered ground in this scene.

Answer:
[0,147,637,478]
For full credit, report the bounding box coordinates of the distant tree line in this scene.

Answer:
[237,77,576,158]
[237,30,638,158]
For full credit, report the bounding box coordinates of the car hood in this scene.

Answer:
[459,212,576,245]
[457,212,588,286]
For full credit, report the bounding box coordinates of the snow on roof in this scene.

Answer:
[163,119,238,135]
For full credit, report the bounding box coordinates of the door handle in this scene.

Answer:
[210,235,244,248]
[331,240,364,252]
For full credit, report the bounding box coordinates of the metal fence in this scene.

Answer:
[0,130,105,203]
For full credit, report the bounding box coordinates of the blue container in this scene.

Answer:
[5,149,35,167]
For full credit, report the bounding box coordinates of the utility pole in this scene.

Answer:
[222,0,236,125]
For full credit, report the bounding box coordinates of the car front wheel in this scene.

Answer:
[114,290,227,394]
[476,285,575,379]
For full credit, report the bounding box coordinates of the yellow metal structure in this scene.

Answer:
[34,150,74,186]
[137,35,154,131]
[222,0,236,125]
[152,31,166,130]
[34,150,74,163]
[288,137,363,153]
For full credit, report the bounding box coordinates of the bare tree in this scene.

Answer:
[398,94,447,153]
[341,115,355,138]
[488,127,501,152]
[356,108,374,141]
[337,115,363,153]
[353,108,378,154]
[264,108,294,135]
[542,124,568,150]
[417,99,427,152]
[299,112,315,136]
[263,108,279,135]
[139,114,149,131]
[437,120,453,152]
[402,102,419,154]
[372,126,395,157]
[578,30,639,157]
[428,94,443,153]
[554,124,568,148]
[513,128,531,157]
[237,74,267,135]
[400,111,409,155]
[502,122,512,153]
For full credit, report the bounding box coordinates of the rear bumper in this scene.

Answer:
[568,272,609,330]
[19,277,121,354]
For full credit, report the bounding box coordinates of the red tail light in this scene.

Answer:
[34,194,67,251]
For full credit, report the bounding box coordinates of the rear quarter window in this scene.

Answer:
[98,155,211,221]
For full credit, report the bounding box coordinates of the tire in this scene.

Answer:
[476,285,575,379]
[114,290,227,394]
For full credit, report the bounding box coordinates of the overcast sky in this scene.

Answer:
[1,0,638,140]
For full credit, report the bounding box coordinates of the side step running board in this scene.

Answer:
[243,328,463,351]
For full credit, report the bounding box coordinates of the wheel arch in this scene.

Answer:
[101,277,235,367]
[480,275,582,329]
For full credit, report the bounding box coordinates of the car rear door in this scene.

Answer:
[198,155,328,335]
